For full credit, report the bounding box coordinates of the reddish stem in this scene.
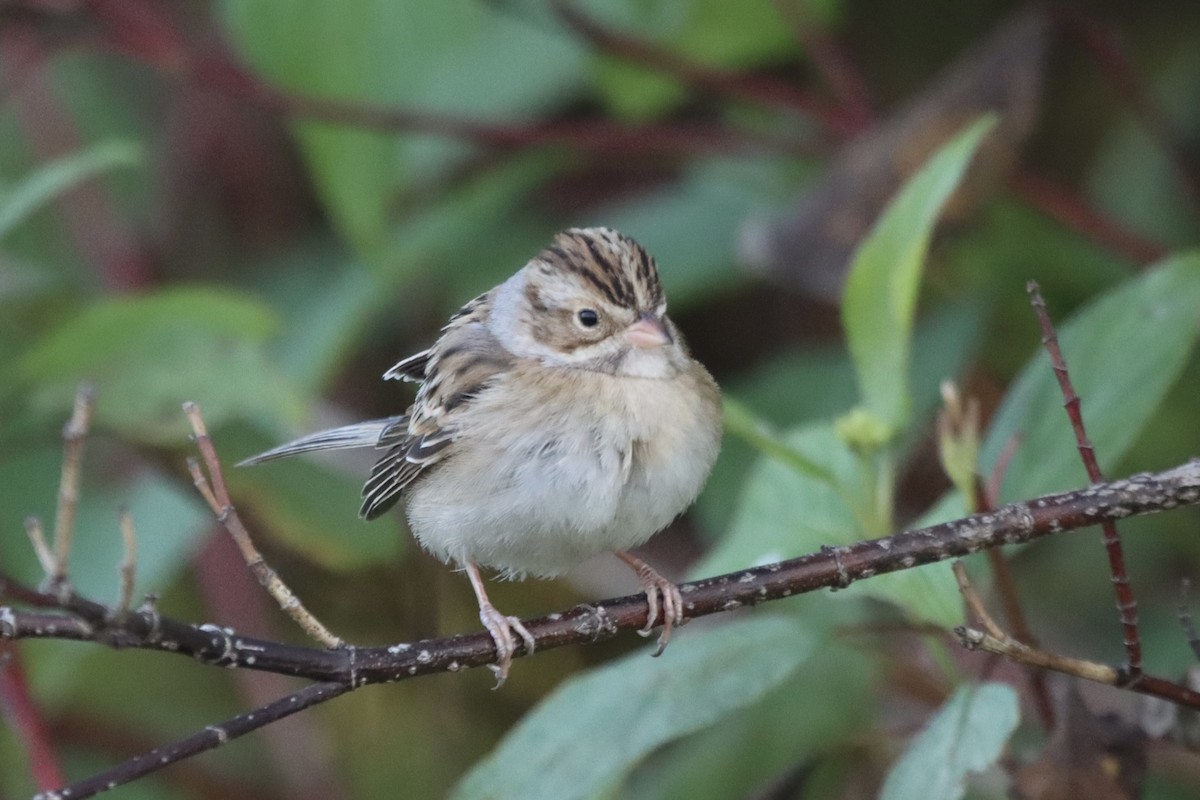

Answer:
[1027,281,1142,679]
[1008,170,1166,266]
[0,644,66,790]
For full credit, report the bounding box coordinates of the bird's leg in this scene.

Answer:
[464,562,535,687]
[616,551,684,657]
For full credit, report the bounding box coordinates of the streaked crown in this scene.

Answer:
[535,227,664,313]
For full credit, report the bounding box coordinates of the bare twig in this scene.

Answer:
[115,507,136,617]
[31,682,350,800]
[975,434,1055,729]
[51,382,94,588]
[182,402,344,649]
[1028,281,1143,680]
[24,516,55,577]
[953,562,1200,707]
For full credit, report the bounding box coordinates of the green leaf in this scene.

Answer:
[880,683,1019,800]
[841,116,995,439]
[622,636,877,800]
[16,287,297,443]
[219,0,588,266]
[699,423,962,627]
[982,254,1200,501]
[0,140,141,240]
[452,615,815,800]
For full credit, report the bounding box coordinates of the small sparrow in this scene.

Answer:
[243,227,722,682]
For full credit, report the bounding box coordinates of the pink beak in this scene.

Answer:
[624,313,673,349]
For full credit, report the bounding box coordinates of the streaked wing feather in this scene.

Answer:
[382,351,430,382]
[360,292,511,519]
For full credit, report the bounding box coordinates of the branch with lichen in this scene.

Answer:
[3,385,1200,798]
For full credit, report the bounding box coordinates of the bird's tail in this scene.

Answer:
[237,416,408,466]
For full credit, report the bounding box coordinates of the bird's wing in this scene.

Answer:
[361,291,512,520]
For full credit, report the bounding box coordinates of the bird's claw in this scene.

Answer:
[479,603,535,688]
[631,563,684,657]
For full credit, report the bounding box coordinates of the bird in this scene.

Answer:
[241,227,723,683]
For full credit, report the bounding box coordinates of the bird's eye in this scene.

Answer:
[577,308,600,328]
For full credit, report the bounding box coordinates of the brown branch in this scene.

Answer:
[50,382,94,588]
[183,402,344,649]
[1028,281,1143,679]
[30,681,350,800]
[975,434,1055,729]
[953,561,1200,709]
[4,462,1198,684]
[5,458,1200,798]
[1060,9,1200,210]
[1008,170,1167,266]
[551,0,854,136]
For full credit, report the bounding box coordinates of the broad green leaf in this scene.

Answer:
[699,302,984,534]
[982,254,1200,501]
[880,683,1019,800]
[0,140,141,240]
[841,116,994,439]
[16,287,297,443]
[453,615,815,800]
[219,0,587,266]
[623,635,877,800]
[700,423,961,627]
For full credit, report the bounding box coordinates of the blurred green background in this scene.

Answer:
[1,1,1199,798]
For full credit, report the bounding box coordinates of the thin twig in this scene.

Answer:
[953,561,1200,707]
[51,383,94,587]
[24,516,55,578]
[955,627,1120,684]
[975,438,1055,730]
[31,682,350,800]
[551,0,854,136]
[0,644,66,791]
[115,507,136,617]
[182,403,344,649]
[1060,9,1200,211]
[1008,170,1166,265]
[770,0,875,132]
[1027,281,1143,680]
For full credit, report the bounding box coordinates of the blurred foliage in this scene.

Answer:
[1,1,1200,799]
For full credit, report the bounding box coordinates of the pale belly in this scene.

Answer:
[403,367,721,578]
